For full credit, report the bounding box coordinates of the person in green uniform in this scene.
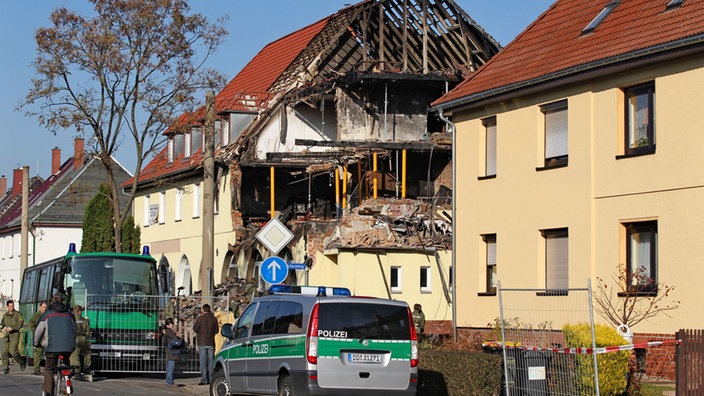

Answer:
[412,303,425,338]
[70,305,91,378]
[1,300,27,374]
[28,301,48,375]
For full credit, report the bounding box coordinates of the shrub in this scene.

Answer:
[418,349,502,396]
[563,323,629,396]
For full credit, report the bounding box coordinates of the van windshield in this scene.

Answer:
[318,302,410,340]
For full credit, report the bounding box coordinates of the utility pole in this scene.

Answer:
[20,166,29,288]
[201,91,215,297]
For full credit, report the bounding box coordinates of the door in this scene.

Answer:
[228,302,257,392]
[246,301,279,393]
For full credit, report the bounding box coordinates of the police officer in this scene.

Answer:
[70,305,91,379]
[1,300,27,374]
[412,303,425,337]
[28,301,48,375]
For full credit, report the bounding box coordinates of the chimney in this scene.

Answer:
[74,137,85,170]
[0,175,6,197]
[12,168,23,198]
[52,147,61,175]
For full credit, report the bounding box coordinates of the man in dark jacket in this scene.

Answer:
[193,303,219,385]
[35,294,77,396]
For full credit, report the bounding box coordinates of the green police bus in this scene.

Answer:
[19,243,164,372]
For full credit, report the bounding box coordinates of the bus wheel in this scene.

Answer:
[278,375,296,396]
[210,369,229,396]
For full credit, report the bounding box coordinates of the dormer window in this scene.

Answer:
[582,0,620,35]
[666,0,683,10]
[191,126,202,154]
[173,133,184,160]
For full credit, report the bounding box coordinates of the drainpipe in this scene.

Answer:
[437,109,457,342]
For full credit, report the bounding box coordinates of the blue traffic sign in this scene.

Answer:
[288,262,307,270]
[260,256,289,285]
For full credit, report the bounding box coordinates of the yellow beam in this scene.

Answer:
[270,166,275,219]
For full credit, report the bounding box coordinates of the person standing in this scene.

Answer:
[28,301,48,375]
[69,305,91,379]
[193,303,219,385]
[34,294,77,396]
[163,318,180,387]
[412,303,425,337]
[1,300,27,374]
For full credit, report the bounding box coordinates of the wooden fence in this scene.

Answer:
[676,329,704,395]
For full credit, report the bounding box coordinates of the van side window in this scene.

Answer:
[251,302,279,336]
[273,301,304,334]
[235,303,257,339]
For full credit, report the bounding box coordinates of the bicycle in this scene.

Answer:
[53,354,74,396]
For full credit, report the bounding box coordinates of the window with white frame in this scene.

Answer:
[173,134,184,160]
[159,191,166,224]
[390,266,402,293]
[483,116,497,177]
[542,228,568,291]
[185,130,192,157]
[192,183,201,218]
[541,99,568,168]
[191,126,202,154]
[143,195,150,227]
[175,188,183,222]
[214,120,222,147]
[420,266,431,292]
[483,234,497,293]
[167,139,174,163]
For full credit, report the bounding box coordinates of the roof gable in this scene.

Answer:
[434,0,704,108]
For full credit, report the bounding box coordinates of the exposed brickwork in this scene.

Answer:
[633,333,677,381]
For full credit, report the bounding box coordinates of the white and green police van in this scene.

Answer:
[210,285,418,396]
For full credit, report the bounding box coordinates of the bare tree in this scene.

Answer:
[593,265,680,328]
[21,0,228,251]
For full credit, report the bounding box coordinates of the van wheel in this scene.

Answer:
[278,375,296,396]
[210,369,229,396]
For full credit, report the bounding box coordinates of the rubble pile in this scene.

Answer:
[325,198,452,250]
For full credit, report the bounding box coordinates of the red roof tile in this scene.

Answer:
[434,0,704,107]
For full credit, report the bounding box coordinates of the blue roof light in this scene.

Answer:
[267,285,351,297]
[67,243,77,254]
[142,246,151,256]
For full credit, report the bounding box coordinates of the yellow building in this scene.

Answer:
[433,0,704,335]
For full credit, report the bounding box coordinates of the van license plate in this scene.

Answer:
[347,353,381,363]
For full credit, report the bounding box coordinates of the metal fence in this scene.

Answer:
[498,281,600,396]
[80,294,232,373]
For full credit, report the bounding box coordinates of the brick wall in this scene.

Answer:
[633,332,677,381]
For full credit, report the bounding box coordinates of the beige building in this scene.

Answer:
[433,0,704,335]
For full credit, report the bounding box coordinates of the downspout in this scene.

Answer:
[438,108,457,342]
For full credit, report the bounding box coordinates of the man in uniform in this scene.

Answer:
[70,305,91,379]
[412,303,425,338]
[1,300,27,374]
[28,301,48,375]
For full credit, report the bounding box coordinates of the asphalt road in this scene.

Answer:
[0,361,208,396]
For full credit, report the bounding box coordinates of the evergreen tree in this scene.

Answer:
[82,184,141,252]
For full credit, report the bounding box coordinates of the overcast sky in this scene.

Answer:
[0,0,554,182]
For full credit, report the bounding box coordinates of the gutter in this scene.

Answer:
[433,33,704,114]
[437,109,457,342]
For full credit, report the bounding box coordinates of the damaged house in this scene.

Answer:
[125,0,499,331]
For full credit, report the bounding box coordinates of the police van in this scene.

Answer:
[210,285,418,396]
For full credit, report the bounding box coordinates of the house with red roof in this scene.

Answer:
[0,138,132,299]
[432,0,704,381]
[124,0,499,323]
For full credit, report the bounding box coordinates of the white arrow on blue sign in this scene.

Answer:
[260,256,289,285]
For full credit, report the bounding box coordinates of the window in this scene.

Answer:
[624,221,658,293]
[192,183,200,218]
[582,0,620,34]
[624,83,655,155]
[666,0,683,10]
[175,188,183,222]
[143,195,150,227]
[483,234,497,294]
[420,266,431,293]
[542,228,568,291]
[541,100,568,168]
[167,139,174,163]
[214,120,222,147]
[251,301,278,336]
[390,266,402,293]
[191,127,202,154]
[173,133,184,160]
[483,117,497,177]
[185,130,191,157]
[159,192,166,224]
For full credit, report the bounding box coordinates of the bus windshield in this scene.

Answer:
[65,256,158,306]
